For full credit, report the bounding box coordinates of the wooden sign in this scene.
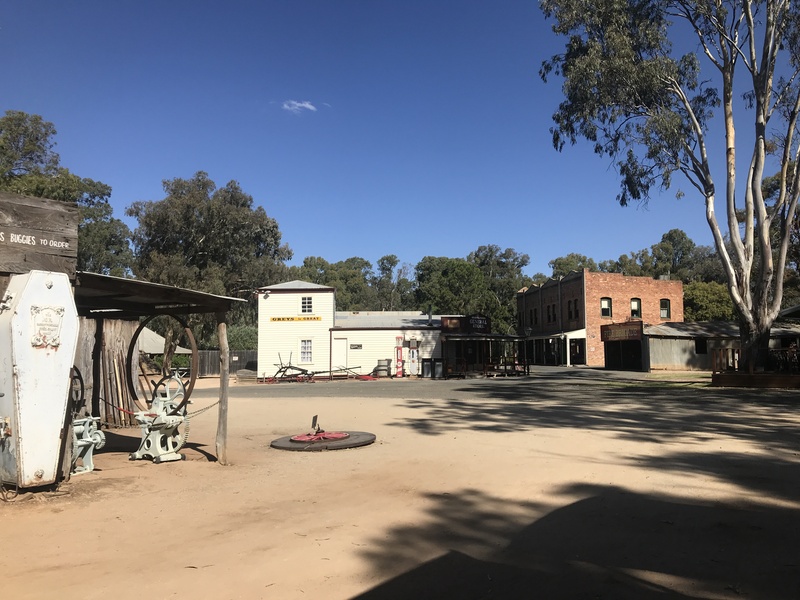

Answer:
[601,321,643,342]
[0,192,79,280]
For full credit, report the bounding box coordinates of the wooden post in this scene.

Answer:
[91,319,107,420]
[215,312,230,465]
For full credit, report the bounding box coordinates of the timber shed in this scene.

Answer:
[71,271,245,464]
[0,191,244,465]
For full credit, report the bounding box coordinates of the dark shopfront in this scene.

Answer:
[601,321,644,371]
[440,315,522,377]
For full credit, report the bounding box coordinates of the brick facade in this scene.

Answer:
[517,269,683,367]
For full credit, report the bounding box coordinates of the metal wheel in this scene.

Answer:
[126,314,198,411]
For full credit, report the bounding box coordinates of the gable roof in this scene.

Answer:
[258,280,335,292]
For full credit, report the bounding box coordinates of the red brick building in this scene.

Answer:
[516,269,684,368]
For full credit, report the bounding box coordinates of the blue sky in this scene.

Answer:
[2,1,716,277]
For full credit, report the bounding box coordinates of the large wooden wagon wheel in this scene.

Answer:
[125,314,199,412]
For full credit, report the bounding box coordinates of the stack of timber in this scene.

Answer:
[76,319,144,427]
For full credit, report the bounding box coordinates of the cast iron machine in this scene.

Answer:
[129,374,189,463]
[71,415,106,474]
[68,366,106,476]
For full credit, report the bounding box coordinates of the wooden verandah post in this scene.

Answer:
[216,311,230,465]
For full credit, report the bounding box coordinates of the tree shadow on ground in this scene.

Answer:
[390,378,800,454]
[353,485,800,599]
[633,450,800,504]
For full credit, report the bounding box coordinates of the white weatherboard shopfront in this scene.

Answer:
[257,281,444,378]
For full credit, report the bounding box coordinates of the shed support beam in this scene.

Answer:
[215,312,230,465]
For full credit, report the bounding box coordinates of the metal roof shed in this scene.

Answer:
[73,271,246,465]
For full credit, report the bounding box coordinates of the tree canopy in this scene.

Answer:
[549,253,598,278]
[127,171,292,341]
[0,110,59,180]
[541,0,800,364]
[0,110,133,275]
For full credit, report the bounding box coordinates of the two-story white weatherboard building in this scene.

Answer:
[257,280,444,379]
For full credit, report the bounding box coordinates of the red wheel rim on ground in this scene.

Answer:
[270,430,376,452]
[290,431,350,442]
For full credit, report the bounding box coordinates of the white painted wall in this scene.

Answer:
[257,289,335,378]
[328,328,441,376]
[258,286,443,378]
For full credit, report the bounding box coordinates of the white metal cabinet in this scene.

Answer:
[0,271,79,487]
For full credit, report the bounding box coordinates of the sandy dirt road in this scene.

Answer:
[1,369,798,599]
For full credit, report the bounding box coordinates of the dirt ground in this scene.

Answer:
[1,368,799,600]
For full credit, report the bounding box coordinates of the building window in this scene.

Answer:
[300,339,312,363]
[533,308,538,325]
[574,301,580,321]
[695,338,708,354]
[301,296,313,314]
[630,298,641,319]
[547,305,552,323]
[529,309,533,327]
[601,297,612,318]
[552,304,557,323]
[568,300,573,320]
[660,298,671,319]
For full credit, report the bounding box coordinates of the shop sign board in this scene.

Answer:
[0,193,78,281]
[600,321,643,342]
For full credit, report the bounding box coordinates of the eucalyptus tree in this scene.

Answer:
[549,253,598,278]
[0,110,132,275]
[373,254,414,311]
[414,256,493,320]
[468,245,532,332]
[127,171,292,342]
[541,0,800,366]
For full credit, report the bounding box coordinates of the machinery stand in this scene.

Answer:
[130,375,188,464]
[71,416,105,474]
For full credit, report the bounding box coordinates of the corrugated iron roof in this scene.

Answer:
[333,311,443,329]
[645,321,800,338]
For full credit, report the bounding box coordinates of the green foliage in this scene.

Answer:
[206,325,258,351]
[650,229,695,281]
[549,253,598,278]
[288,256,375,310]
[0,110,59,179]
[599,249,653,276]
[77,201,134,276]
[373,254,415,311]
[684,281,736,322]
[287,254,416,311]
[0,111,133,275]
[415,256,490,318]
[467,245,532,333]
[150,353,191,372]
[127,171,292,342]
[541,0,800,361]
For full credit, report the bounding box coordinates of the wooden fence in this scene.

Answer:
[197,350,257,377]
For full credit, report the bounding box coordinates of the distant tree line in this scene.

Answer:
[3,110,800,349]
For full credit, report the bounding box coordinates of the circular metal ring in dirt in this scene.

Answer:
[270,431,376,452]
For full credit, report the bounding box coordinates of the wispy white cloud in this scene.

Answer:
[282,100,318,114]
